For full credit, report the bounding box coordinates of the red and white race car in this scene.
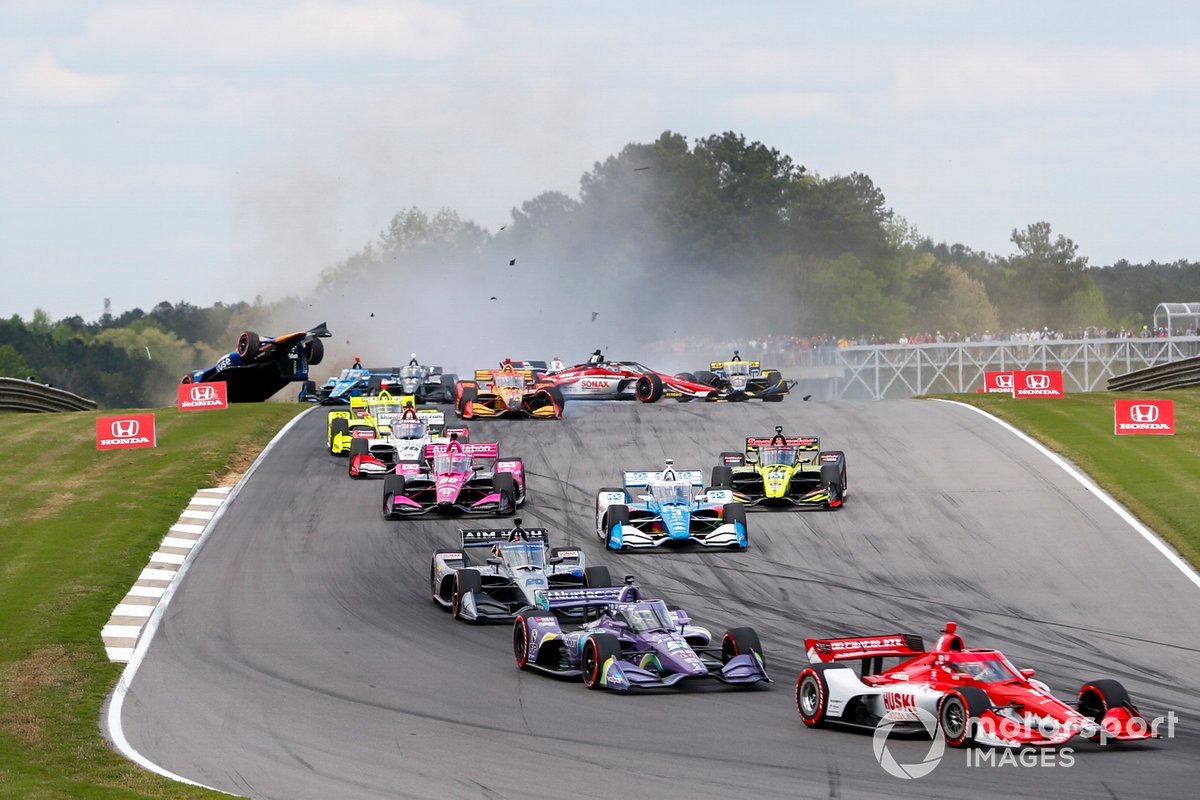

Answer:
[545,350,716,403]
[795,622,1158,748]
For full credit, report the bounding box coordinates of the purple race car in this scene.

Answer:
[382,437,525,519]
[512,585,770,690]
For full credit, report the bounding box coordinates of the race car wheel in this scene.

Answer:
[581,633,622,689]
[721,627,764,665]
[492,472,516,516]
[939,687,989,747]
[236,331,260,361]
[382,474,405,516]
[452,569,482,620]
[796,666,836,727]
[634,373,664,403]
[604,504,630,549]
[304,337,324,366]
[1077,679,1131,724]
[457,384,478,419]
[711,465,733,488]
[329,418,350,453]
[349,437,369,457]
[722,502,748,549]
[762,370,786,402]
[513,609,540,669]
[543,385,565,418]
[584,565,613,588]
[180,374,193,384]
[429,555,463,603]
[694,370,718,386]
[367,376,383,395]
[820,461,844,507]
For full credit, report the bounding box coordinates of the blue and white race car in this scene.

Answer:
[595,460,748,550]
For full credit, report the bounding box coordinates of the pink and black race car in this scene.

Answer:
[382,437,525,519]
[544,350,716,403]
[795,622,1159,748]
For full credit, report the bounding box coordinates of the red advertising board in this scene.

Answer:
[177,381,229,411]
[1012,370,1064,398]
[979,371,1015,393]
[1114,399,1175,435]
[96,414,157,450]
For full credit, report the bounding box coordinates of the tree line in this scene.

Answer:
[4,130,1199,407]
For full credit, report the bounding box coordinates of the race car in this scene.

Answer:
[388,355,458,404]
[382,436,525,519]
[513,584,770,691]
[455,362,564,419]
[302,362,406,405]
[711,426,847,510]
[327,390,412,455]
[429,520,615,622]
[545,350,717,402]
[595,460,747,550]
[348,405,468,477]
[795,622,1159,748]
[681,352,793,401]
[182,322,331,403]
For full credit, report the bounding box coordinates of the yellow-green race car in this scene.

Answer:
[710,426,847,509]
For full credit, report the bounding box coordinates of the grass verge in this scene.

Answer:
[0,403,306,799]
[937,388,1200,569]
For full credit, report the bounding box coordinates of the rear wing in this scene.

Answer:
[460,527,548,547]
[710,360,761,371]
[474,368,536,385]
[424,442,498,459]
[535,585,641,611]
[623,469,704,487]
[805,634,926,664]
[375,407,445,430]
[746,435,819,460]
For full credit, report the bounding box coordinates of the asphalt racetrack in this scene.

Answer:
[113,399,1200,799]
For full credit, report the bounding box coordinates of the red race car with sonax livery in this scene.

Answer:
[455,362,564,420]
[796,622,1159,748]
[545,350,716,403]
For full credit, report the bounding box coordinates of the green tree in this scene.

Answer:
[0,344,34,379]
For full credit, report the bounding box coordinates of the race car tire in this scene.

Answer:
[722,502,748,549]
[492,472,516,516]
[329,418,350,453]
[180,374,193,384]
[721,627,764,665]
[452,569,482,620]
[762,370,786,402]
[382,474,405,515]
[430,553,465,603]
[635,373,664,403]
[694,370,718,387]
[1077,679,1131,724]
[584,565,613,588]
[348,439,369,475]
[236,331,260,361]
[581,633,622,689]
[367,376,383,395]
[711,465,733,488]
[796,665,848,727]
[543,385,565,418]
[513,609,542,669]
[939,687,989,747]
[604,504,630,549]
[457,384,478,419]
[303,338,324,366]
[820,461,845,507]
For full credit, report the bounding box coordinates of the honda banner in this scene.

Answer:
[979,371,1015,394]
[177,381,229,411]
[1012,370,1064,398]
[96,414,157,450]
[1114,399,1175,435]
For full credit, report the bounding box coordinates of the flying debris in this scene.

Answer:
[802,395,812,401]
[509,258,516,266]
[591,312,599,322]
[490,296,498,301]
[634,166,650,171]
[370,312,375,317]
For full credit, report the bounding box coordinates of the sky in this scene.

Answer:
[2,0,1199,322]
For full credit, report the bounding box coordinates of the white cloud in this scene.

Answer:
[84,1,466,66]
[7,51,125,104]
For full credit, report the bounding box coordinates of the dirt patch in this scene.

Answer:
[212,438,264,487]
[0,645,80,746]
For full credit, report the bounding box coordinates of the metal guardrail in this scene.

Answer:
[0,377,98,412]
[1107,355,1200,392]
